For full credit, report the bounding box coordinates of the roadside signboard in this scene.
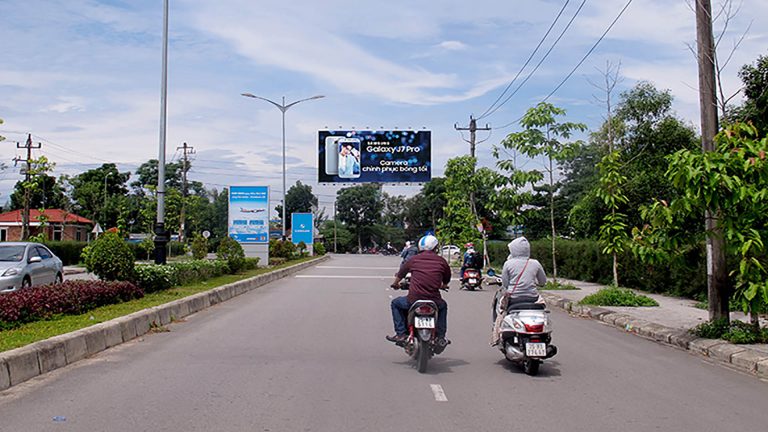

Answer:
[291,213,314,245]
[228,186,269,244]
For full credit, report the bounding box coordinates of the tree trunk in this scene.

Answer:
[612,251,618,287]
[549,156,557,282]
[357,229,362,254]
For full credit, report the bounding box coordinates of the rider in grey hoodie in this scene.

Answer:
[499,236,546,305]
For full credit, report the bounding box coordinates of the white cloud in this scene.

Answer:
[438,40,468,51]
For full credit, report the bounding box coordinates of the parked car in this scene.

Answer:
[0,242,64,293]
[440,245,461,258]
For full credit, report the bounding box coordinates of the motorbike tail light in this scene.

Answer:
[416,305,435,315]
[524,323,544,333]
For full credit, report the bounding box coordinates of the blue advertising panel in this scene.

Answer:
[318,130,431,183]
[291,213,314,245]
[228,186,269,244]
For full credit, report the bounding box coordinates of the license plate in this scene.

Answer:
[415,317,435,329]
[525,342,547,357]
[469,278,477,284]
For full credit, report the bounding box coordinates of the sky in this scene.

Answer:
[0,0,765,216]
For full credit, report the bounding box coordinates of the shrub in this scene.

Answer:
[168,241,187,257]
[0,280,143,330]
[217,236,245,273]
[242,257,260,271]
[269,257,287,266]
[134,264,178,293]
[313,242,326,256]
[139,237,155,260]
[191,234,208,260]
[270,239,296,259]
[541,280,578,290]
[45,241,88,265]
[171,259,229,285]
[297,241,308,257]
[691,318,768,344]
[579,287,659,307]
[82,232,135,281]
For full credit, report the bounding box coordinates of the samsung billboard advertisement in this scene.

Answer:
[318,130,431,183]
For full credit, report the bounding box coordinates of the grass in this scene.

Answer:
[0,256,318,352]
[541,280,579,290]
[579,287,659,307]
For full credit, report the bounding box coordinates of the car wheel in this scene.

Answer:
[55,273,63,284]
[21,277,32,289]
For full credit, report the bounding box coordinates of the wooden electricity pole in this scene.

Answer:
[696,0,729,321]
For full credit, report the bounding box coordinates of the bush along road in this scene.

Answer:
[0,255,330,391]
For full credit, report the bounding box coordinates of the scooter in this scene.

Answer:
[497,301,558,375]
[461,268,483,290]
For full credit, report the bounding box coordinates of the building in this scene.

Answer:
[0,209,94,242]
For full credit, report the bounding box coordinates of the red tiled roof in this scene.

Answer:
[0,209,94,225]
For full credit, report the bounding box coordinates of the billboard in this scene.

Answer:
[291,213,314,245]
[318,130,431,183]
[228,186,269,244]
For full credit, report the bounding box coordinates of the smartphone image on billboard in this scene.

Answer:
[324,136,340,175]
[337,137,361,179]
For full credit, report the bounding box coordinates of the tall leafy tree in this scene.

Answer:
[335,184,384,252]
[437,156,480,249]
[499,103,586,281]
[10,174,68,210]
[66,163,130,224]
[726,54,768,136]
[276,181,318,230]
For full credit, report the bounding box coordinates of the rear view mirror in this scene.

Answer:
[487,268,496,277]
[28,256,42,264]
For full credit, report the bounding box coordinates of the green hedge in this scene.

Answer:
[45,241,87,265]
[488,238,707,300]
[133,259,231,293]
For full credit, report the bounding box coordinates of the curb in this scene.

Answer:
[0,255,330,391]
[540,292,768,380]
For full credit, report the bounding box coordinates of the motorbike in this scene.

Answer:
[496,301,558,375]
[461,268,483,290]
[392,277,449,374]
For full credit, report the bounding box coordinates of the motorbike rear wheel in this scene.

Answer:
[417,339,430,373]
[523,359,540,376]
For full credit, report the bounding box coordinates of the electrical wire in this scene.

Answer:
[494,0,634,131]
[481,0,588,120]
[477,0,571,120]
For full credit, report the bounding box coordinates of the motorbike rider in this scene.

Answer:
[400,240,418,265]
[491,237,546,343]
[459,243,482,282]
[387,234,451,346]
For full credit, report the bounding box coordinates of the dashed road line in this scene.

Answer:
[430,384,448,402]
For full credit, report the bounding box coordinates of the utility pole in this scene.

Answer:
[154,0,170,265]
[13,134,41,240]
[696,0,729,321]
[454,115,491,158]
[333,201,337,253]
[177,142,195,243]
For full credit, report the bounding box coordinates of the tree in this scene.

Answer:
[130,159,183,192]
[335,184,384,252]
[595,150,629,286]
[437,156,480,249]
[499,103,586,281]
[726,54,768,136]
[319,219,355,253]
[10,174,68,210]
[634,123,768,326]
[278,181,318,230]
[67,163,130,225]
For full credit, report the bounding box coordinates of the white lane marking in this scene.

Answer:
[430,384,448,402]
[294,275,393,279]
[316,266,400,270]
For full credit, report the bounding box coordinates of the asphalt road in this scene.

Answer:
[2,254,766,432]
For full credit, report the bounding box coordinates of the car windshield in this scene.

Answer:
[0,246,25,262]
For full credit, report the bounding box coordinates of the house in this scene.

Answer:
[0,209,94,242]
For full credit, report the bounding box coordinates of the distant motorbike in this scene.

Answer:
[380,245,399,256]
[461,268,483,290]
[495,300,558,376]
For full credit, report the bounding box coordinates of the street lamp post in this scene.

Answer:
[240,93,324,238]
[103,172,113,226]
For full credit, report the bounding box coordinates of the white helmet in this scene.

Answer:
[417,235,439,251]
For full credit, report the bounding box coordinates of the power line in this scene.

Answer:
[477,0,572,119]
[480,0,588,120]
[494,0,634,130]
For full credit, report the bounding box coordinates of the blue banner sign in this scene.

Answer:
[291,213,314,245]
[228,186,269,244]
[318,130,431,183]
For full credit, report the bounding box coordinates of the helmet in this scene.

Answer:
[417,235,439,252]
[465,242,474,248]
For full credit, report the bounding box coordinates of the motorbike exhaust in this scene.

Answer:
[504,343,524,361]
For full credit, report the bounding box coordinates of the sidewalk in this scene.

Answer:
[540,278,768,379]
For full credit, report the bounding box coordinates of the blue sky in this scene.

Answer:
[0,0,766,213]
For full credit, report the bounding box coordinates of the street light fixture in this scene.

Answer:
[241,93,325,238]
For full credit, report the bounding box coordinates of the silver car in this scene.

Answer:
[0,242,64,293]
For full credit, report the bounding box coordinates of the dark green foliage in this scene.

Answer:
[133,264,177,293]
[297,241,308,257]
[319,220,354,253]
[133,259,230,292]
[691,318,768,344]
[191,234,208,260]
[45,241,87,265]
[82,232,135,281]
[580,287,659,307]
[242,257,260,271]
[313,242,326,255]
[269,257,287,266]
[269,239,296,259]
[217,237,245,273]
[336,184,384,251]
